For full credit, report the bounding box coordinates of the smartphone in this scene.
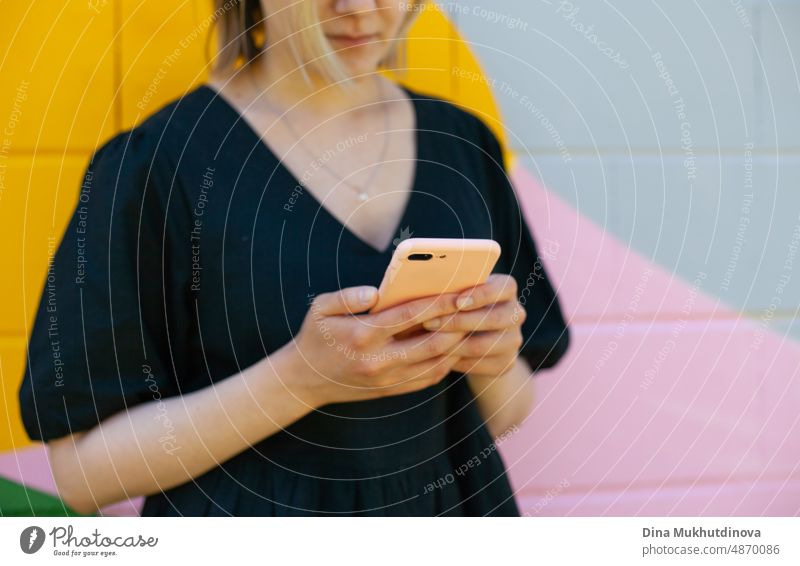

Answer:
[370,238,501,314]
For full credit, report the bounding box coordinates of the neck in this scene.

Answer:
[246,52,386,116]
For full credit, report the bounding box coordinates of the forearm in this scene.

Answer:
[50,344,315,514]
[466,357,534,438]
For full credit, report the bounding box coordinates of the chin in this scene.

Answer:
[340,58,384,78]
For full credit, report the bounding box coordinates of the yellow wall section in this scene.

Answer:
[0,1,506,452]
[0,2,116,153]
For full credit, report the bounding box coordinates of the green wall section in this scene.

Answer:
[0,476,86,517]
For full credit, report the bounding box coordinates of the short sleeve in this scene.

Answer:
[477,120,570,372]
[18,128,190,442]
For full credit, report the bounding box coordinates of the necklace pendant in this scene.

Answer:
[357,192,369,202]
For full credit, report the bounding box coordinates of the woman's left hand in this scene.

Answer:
[422,274,526,379]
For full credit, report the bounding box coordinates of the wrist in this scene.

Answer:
[270,340,327,410]
[466,355,522,382]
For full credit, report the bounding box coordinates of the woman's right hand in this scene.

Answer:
[279,285,469,407]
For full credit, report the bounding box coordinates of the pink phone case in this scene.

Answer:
[370,238,501,314]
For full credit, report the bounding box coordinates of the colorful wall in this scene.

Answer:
[0,0,798,515]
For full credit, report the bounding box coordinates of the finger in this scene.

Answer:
[312,286,378,316]
[452,355,516,377]
[422,300,524,332]
[454,274,518,311]
[361,291,463,338]
[378,354,460,394]
[446,329,522,360]
[383,329,467,365]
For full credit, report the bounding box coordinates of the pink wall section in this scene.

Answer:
[504,165,800,516]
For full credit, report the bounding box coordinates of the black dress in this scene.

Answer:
[18,84,569,516]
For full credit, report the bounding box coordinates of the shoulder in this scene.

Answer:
[403,85,503,152]
[81,86,221,218]
[89,85,213,173]
[402,85,507,178]
[76,90,216,229]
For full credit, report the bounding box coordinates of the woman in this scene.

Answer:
[19,0,569,516]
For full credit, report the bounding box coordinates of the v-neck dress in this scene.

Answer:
[19,84,570,516]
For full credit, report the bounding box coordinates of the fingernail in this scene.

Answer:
[456,295,473,309]
[359,287,376,303]
[424,318,440,330]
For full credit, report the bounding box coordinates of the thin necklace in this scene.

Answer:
[246,73,392,202]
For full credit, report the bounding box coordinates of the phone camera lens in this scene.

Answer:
[407,253,433,261]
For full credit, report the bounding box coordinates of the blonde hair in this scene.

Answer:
[210,0,427,85]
